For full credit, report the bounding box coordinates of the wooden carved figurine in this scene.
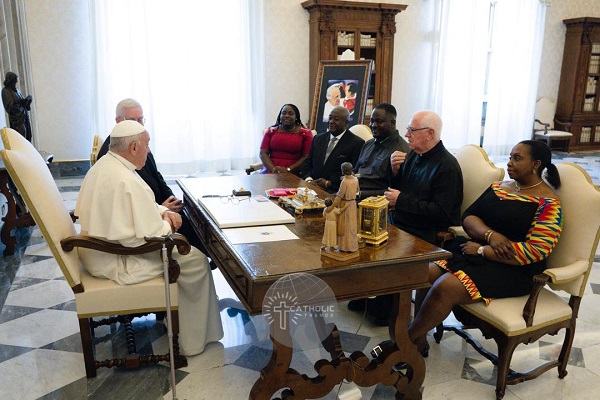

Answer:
[321,197,340,251]
[333,162,359,253]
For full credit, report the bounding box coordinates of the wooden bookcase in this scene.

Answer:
[556,17,600,150]
[302,0,407,126]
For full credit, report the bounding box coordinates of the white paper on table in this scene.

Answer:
[198,196,295,228]
[222,225,299,244]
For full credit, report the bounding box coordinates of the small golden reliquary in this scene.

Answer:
[358,196,389,246]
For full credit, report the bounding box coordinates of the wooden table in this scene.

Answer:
[0,159,35,256]
[178,173,449,400]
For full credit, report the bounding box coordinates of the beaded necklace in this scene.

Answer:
[514,180,543,192]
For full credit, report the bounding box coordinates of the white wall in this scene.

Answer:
[24,0,92,160]
[21,0,600,162]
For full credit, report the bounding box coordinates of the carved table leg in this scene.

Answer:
[250,322,293,400]
[390,291,424,400]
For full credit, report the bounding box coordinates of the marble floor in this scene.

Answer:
[1,151,600,400]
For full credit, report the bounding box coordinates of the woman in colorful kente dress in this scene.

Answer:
[408,140,563,357]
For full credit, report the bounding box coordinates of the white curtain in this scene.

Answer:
[483,0,548,155]
[432,0,489,150]
[433,0,547,154]
[91,0,264,175]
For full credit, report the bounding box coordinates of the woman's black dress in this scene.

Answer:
[437,183,562,303]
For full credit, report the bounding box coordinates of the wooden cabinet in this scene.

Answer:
[556,17,600,150]
[302,0,406,126]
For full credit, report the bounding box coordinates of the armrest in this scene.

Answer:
[60,233,191,283]
[436,230,455,248]
[534,119,549,134]
[246,162,263,175]
[522,273,550,327]
[543,260,588,284]
[448,225,469,239]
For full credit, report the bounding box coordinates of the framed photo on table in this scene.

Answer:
[309,60,373,133]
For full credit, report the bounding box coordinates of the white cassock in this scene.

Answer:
[75,151,223,356]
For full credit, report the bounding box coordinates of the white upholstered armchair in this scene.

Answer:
[0,128,190,378]
[435,162,600,399]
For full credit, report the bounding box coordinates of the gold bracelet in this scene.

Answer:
[484,229,494,243]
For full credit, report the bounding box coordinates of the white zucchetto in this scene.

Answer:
[110,120,146,138]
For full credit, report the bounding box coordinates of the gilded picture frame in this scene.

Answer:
[309,60,373,133]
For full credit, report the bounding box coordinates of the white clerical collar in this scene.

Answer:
[108,151,137,171]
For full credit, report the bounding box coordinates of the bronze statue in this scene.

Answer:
[2,72,33,141]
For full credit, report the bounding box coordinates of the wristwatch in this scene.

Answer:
[286,167,291,172]
[477,245,485,257]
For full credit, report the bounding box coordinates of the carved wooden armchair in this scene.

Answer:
[533,97,572,152]
[434,163,600,399]
[90,134,103,166]
[0,128,189,378]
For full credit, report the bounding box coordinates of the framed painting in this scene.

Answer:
[309,60,373,133]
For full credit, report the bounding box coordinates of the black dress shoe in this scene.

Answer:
[393,340,430,371]
[367,312,390,327]
[347,298,367,312]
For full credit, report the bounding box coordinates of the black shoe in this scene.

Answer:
[209,259,217,270]
[348,298,367,312]
[393,341,430,371]
[367,312,390,327]
[419,340,430,358]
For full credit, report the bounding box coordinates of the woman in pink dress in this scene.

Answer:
[260,104,313,174]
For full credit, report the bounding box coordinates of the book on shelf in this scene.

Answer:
[581,127,592,143]
[592,43,600,54]
[590,56,600,74]
[595,127,600,143]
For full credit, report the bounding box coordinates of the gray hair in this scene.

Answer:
[416,110,443,140]
[326,84,341,100]
[115,98,142,118]
[109,133,143,153]
[331,106,350,122]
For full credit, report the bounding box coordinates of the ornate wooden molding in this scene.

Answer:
[319,10,336,33]
[381,10,397,35]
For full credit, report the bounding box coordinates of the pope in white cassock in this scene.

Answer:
[75,120,223,356]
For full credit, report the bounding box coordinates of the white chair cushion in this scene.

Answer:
[76,269,178,317]
[461,288,572,336]
[541,130,572,138]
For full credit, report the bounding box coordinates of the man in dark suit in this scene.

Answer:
[301,106,364,193]
[97,98,209,260]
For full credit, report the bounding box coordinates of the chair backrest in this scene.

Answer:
[534,97,557,131]
[545,163,600,297]
[455,145,505,214]
[90,134,103,166]
[0,128,81,289]
[349,124,373,141]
